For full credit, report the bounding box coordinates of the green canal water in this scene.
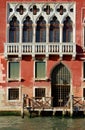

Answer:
[0,116,85,130]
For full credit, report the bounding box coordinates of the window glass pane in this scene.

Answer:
[23,30,33,42]
[35,61,45,78]
[67,30,73,42]
[35,88,45,98]
[41,29,46,42]
[36,30,40,42]
[9,62,19,79]
[84,27,85,47]
[9,17,19,43]
[36,16,46,42]
[63,16,73,42]
[8,88,19,100]
[49,17,60,42]
[83,62,85,78]
[23,16,33,42]
[9,30,15,42]
[16,30,19,42]
[83,88,85,100]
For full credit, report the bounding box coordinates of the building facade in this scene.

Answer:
[0,0,85,112]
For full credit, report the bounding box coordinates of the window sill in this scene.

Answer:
[82,47,85,53]
[7,99,20,102]
[7,78,21,82]
[82,78,85,81]
[35,78,47,81]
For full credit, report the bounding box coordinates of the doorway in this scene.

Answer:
[51,63,71,107]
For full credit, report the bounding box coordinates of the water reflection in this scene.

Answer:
[0,116,85,130]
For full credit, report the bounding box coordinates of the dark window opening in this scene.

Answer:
[49,16,60,42]
[83,62,85,78]
[35,88,45,99]
[9,16,19,43]
[63,16,73,42]
[36,16,46,42]
[83,88,85,100]
[23,16,33,42]
[8,88,19,100]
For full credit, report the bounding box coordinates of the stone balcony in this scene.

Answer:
[4,42,76,59]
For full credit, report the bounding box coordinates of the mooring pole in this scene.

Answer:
[21,94,24,118]
[70,94,73,117]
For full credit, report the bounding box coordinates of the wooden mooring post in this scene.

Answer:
[21,94,24,118]
[70,95,73,117]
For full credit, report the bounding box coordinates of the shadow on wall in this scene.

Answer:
[76,44,83,53]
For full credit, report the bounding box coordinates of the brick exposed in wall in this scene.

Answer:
[0,55,5,83]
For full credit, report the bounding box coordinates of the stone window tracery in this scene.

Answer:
[30,5,39,15]
[16,5,26,15]
[43,5,52,15]
[7,3,75,43]
[57,5,66,15]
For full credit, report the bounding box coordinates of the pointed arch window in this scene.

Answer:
[23,16,33,42]
[51,63,70,85]
[9,16,19,43]
[63,16,73,42]
[36,16,46,42]
[51,63,71,107]
[49,16,60,42]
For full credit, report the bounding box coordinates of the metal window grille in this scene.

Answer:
[8,88,19,100]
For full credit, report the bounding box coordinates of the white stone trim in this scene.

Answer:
[7,59,21,81]
[34,59,47,81]
[7,86,21,102]
[7,2,76,43]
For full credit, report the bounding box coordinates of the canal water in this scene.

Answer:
[0,116,85,130]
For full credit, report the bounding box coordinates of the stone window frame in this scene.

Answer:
[7,87,21,102]
[34,59,47,81]
[7,59,21,81]
[7,3,76,44]
[33,86,47,99]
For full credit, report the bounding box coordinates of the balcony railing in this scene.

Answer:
[4,42,76,58]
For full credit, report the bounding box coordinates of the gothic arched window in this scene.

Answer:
[49,16,60,42]
[63,16,73,42]
[36,16,46,42]
[23,16,33,42]
[9,16,19,43]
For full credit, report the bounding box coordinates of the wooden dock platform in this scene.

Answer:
[21,95,85,118]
